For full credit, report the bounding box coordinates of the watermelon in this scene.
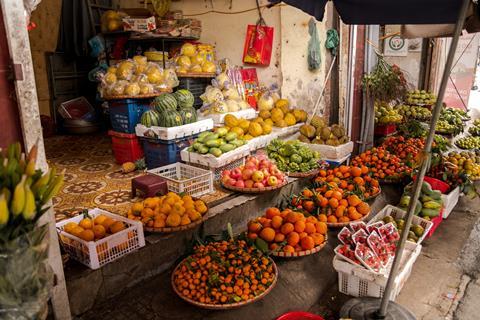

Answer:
[153,93,177,113]
[179,107,197,124]
[158,110,183,127]
[140,110,161,127]
[174,89,195,109]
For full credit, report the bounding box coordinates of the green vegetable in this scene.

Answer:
[290,154,303,164]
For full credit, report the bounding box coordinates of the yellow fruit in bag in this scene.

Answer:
[133,55,147,65]
[125,83,140,96]
[181,43,197,57]
[248,122,263,137]
[191,54,205,66]
[177,55,192,69]
[202,61,216,73]
[190,64,202,73]
[271,108,284,123]
[104,73,117,84]
[146,67,164,84]
[116,61,134,80]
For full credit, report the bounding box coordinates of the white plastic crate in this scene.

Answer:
[180,144,250,168]
[197,108,257,125]
[441,186,460,219]
[135,118,214,140]
[56,209,145,269]
[292,133,354,160]
[188,156,246,180]
[247,124,304,151]
[368,205,433,245]
[333,241,421,301]
[147,162,214,197]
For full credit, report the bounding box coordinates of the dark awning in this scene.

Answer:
[271,0,463,24]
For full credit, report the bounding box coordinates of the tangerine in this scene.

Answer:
[315,221,328,234]
[328,198,339,208]
[79,218,93,230]
[281,223,294,235]
[110,221,126,234]
[327,215,338,223]
[311,233,325,245]
[300,236,315,250]
[351,167,362,177]
[318,214,328,223]
[294,220,306,233]
[304,222,316,234]
[92,225,106,240]
[283,245,295,253]
[259,227,276,242]
[274,233,285,242]
[265,207,281,219]
[248,221,262,233]
[271,216,283,229]
[79,229,95,242]
[287,232,300,246]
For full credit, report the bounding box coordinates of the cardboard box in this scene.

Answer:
[123,16,156,32]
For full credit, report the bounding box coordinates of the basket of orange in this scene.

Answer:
[247,207,328,258]
[172,239,278,309]
[127,192,208,233]
[314,165,381,201]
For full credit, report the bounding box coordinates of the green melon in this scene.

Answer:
[179,107,197,124]
[158,110,183,127]
[153,93,177,113]
[174,89,195,109]
[140,109,161,127]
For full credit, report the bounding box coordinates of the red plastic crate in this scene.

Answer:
[276,312,324,320]
[109,130,144,164]
[374,123,397,136]
[413,176,450,194]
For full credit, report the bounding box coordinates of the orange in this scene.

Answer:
[335,205,346,218]
[259,227,276,242]
[265,207,281,219]
[353,177,365,185]
[143,197,158,209]
[328,198,339,208]
[327,215,338,223]
[274,233,285,242]
[79,218,93,230]
[318,214,328,223]
[248,232,258,240]
[304,222,316,234]
[70,226,85,238]
[271,216,283,229]
[180,215,191,226]
[93,215,107,225]
[300,236,315,250]
[92,225,106,240]
[347,195,362,207]
[311,233,325,245]
[287,232,300,246]
[159,203,172,214]
[315,221,328,235]
[299,232,308,239]
[260,218,272,228]
[281,223,294,235]
[283,245,295,253]
[101,217,115,230]
[270,243,279,251]
[286,211,300,223]
[324,190,334,198]
[153,219,166,228]
[109,221,126,234]
[357,202,371,215]
[248,221,262,233]
[164,196,176,206]
[141,208,154,217]
[361,165,369,174]
[79,229,95,242]
[294,220,305,233]
[306,216,318,224]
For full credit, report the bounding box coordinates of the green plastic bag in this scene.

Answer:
[308,18,321,71]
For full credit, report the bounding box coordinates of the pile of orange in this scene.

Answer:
[127,192,208,229]
[63,213,126,242]
[247,207,327,253]
[314,165,380,199]
[173,239,275,305]
[351,147,412,180]
[381,136,424,162]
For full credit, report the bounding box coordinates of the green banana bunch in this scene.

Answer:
[0,192,8,227]
[22,183,36,220]
[11,175,26,216]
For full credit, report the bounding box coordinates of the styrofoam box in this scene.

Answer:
[198,108,257,125]
[441,186,460,219]
[56,209,145,269]
[180,143,250,168]
[333,241,421,301]
[368,205,433,245]
[247,124,303,151]
[292,132,354,160]
[135,119,213,141]
[147,162,214,198]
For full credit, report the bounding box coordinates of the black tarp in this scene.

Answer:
[270,0,463,24]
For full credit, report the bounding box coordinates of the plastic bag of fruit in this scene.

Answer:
[367,231,390,267]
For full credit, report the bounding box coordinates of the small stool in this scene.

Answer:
[131,174,168,198]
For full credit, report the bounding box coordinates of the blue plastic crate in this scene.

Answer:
[142,136,196,169]
[109,99,152,133]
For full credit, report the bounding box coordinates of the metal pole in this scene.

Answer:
[377,0,470,317]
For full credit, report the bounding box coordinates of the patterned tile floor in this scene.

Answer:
[45,133,231,222]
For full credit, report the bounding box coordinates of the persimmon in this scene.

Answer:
[347,195,362,207]
[304,222,316,234]
[328,198,339,208]
[335,205,346,218]
[332,190,343,200]
[287,232,300,246]
[327,215,338,223]
[357,202,371,215]
[311,233,325,245]
[315,221,328,234]
[300,236,315,250]
[294,220,306,233]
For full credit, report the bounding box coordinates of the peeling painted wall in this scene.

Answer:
[29,0,62,116]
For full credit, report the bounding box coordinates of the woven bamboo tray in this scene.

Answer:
[144,200,208,233]
[172,256,278,310]
[221,180,288,194]
[326,212,370,228]
[271,234,328,258]
[287,168,320,178]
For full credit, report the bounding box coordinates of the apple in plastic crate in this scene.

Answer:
[221,155,286,189]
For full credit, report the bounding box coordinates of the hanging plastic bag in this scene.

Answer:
[307,18,321,71]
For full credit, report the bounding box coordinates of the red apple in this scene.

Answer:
[261,168,270,178]
[276,175,284,184]
[252,170,264,182]
[245,180,254,188]
[230,168,242,180]
[270,167,281,176]
[242,168,253,180]
[235,180,245,188]
[253,182,265,188]
[275,173,284,180]
[246,156,259,166]
[221,175,231,185]
[245,161,257,170]
[267,176,278,186]
[262,178,268,186]
[222,170,231,178]
[227,178,237,186]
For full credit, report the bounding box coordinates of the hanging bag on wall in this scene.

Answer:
[242,0,274,66]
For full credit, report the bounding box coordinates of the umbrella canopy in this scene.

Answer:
[271,0,463,24]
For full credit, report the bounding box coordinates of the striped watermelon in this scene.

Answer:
[158,110,183,127]
[140,110,161,127]
[153,93,177,113]
[179,107,197,124]
[174,89,195,109]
